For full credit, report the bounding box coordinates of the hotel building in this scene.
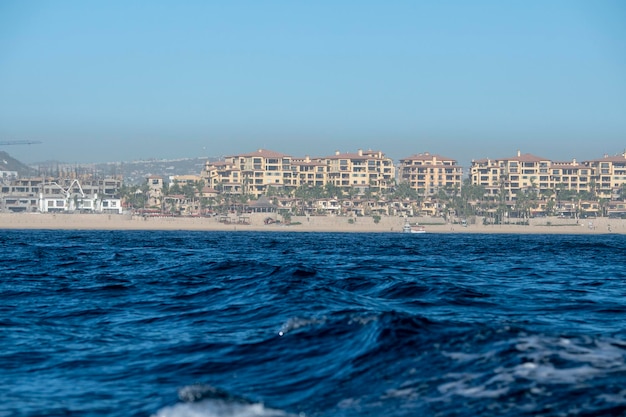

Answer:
[470,150,626,200]
[201,149,293,197]
[290,156,328,188]
[398,152,463,196]
[201,148,395,197]
[322,149,395,193]
[470,151,553,199]
[583,154,626,199]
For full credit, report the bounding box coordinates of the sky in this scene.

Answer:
[1,0,625,168]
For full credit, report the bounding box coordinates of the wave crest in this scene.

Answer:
[152,384,298,417]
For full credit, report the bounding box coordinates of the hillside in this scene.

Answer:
[26,155,214,185]
[93,157,211,184]
[0,151,37,177]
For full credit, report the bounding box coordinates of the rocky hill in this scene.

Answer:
[0,151,38,177]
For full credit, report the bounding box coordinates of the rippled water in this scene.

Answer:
[2,230,626,417]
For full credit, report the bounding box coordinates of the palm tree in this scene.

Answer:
[459,181,486,218]
[169,180,182,195]
[599,198,610,217]
[619,183,626,201]
[513,189,532,222]
[118,184,135,210]
[392,182,418,201]
[589,179,598,201]
[181,183,198,214]
[324,183,343,199]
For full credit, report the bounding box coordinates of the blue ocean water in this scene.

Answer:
[2,230,626,417]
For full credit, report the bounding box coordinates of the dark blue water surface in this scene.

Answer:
[2,230,626,417]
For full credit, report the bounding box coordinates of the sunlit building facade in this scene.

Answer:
[398,152,463,196]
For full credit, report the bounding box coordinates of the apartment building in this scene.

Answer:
[470,151,552,199]
[550,160,592,194]
[583,154,626,199]
[398,152,463,196]
[290,156,328,188]
[469,158,502,198]
[201,148,395,197]
[323,149,395,193]
[201,159,242,195]
[470,150,626,200]
[201,149,292,198]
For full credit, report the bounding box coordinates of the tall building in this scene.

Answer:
[470,151,552,199]
[322,149,395,194]
[201,148,395,197]
[202,149,293,197]
[470,150,626,200]
[201,159,243,195]
[583,153,626,199]
[549,160,592,195]
[291,156,328,188]
[398,152,462,196]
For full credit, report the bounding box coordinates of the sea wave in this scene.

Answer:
[153,385,298,417]
[2,231,626,417]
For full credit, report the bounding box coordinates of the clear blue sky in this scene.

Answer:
[1,0,625,167]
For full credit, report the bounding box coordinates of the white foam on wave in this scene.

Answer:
[512,361,601,384]
[152,384,303,417]
[278,312,379,336]
[598,389,626,405]
[278,316,326,336]
[435,334,626,403]
[516,335,626,370]
[442,351,494,362]
[437,372,511,399]
[152,399,295,417]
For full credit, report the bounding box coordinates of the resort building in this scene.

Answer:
[470,150,626,201]
[470,151,553,199]
[201,159,243,195]
[549,160,592,195]
[582,153,626,199]
[290,156,328,188]
[398,152,463,196]
[201,148,395,198]
[322,149,395,194]
[201,149,292,198]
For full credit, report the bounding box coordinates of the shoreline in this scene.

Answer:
[0,212,623,234]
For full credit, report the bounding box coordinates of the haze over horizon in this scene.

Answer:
[1,1,625,167]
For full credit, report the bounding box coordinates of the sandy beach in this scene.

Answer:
[0,212,623,234]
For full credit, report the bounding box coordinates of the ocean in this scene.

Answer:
[2,230,626,417]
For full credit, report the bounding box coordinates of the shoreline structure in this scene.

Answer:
[0,213,623,234]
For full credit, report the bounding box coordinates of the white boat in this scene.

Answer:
[402,221,426,233]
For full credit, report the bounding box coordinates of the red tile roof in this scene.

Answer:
[584,154,626,163]
[500,153,548,162]
[228,149,291,158]
[321,152,370,160]
[399,152,457,162]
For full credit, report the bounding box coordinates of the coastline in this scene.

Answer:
[0,212,623,234]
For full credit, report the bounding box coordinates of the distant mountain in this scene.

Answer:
[4,153,215,184]
[0,151,37,177]
[94,157,213,185]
